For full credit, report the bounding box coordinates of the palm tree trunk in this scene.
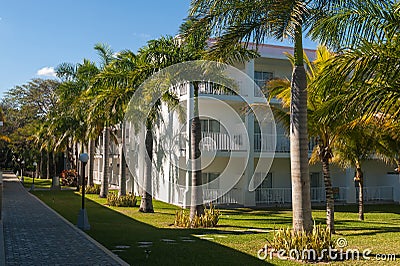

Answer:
[75,142,80,191]
[139,123,154,212]
[290,26,313,233]
[39,150,43,178]
[51,151,60,190]
[118,122,127,197]
[356,167,364,221]
[190,82,204,223]
[321,150,334,233]
[88,139,95,186]
[46,151,50,179]
[100,127,109,198]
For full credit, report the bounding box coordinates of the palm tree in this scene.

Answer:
[57,43,114,197]
[56,57,103,191]
[187,0,391,232]
[89,49,138,197]
[331,122,378,221]
[268,46,344,232]
[312,0,400,122]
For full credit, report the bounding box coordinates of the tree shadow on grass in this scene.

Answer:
[312,203,400,215]
[37,190,272,266]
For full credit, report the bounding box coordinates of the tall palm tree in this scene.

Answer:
[188,0,389,232]
[268,46,345,232]
[89,49,138,197]
[56,57,102,191]
[312,0,400,122]
[331,122,379,221]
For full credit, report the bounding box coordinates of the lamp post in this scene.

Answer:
[77,153,90,230]
[21,160,25,184]
[31,162,37,191]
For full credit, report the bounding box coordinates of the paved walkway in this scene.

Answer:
[1,173,128,266]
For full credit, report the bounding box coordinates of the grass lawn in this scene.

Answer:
[31,189,400,265]
[21,177,52,189]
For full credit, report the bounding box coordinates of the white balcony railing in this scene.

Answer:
[363,186,393,201]
[203,188,241,204]
[201,132,244,151]
[254,133,287,152]
[256,187,349,205]
[255,188,292,204]
[254,133,317,153]
[181,132,318,153]
[171,81,238,96]
[311,187,326,202]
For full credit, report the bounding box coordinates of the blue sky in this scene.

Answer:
[0,1,317,99]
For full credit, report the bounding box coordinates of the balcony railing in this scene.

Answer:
[254,133,317,153]
[203,188,241,204]
[201,132,245,151]
[255,188,292,204]
[171,81,238,96]
[179,132,318,153]
[256,187,349,205]
[362,186,393,201]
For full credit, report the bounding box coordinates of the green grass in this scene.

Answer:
[21,177,52,189]
[31,189,400,265]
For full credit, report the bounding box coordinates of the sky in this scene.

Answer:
[0,1,317,99]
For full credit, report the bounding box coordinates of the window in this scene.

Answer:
[256,172,272,189]
[202,173,219,189]
[200,118,220,133]
[254,71,274,90]
[310,172,322,187]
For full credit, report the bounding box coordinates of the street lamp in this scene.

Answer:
[21,160,25,184]
[31,162,37,191]
[77,153,90,230]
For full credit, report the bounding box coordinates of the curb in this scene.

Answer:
[0,220,5,266]
[0,171,4,266]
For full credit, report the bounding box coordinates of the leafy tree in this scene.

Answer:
[2,79,59,177]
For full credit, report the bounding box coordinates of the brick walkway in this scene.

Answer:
[1,173,128,266]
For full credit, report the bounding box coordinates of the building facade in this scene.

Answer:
[92,44,400,207]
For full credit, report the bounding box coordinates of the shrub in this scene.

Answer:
[107,192,137,207]
[60,169,78,187]
[83,184,100,194]
[175,204,221,228]
[267,224,336,261]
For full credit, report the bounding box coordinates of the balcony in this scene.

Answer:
[203,188,242,204]
[255,188,292,204]
[255,187,349,205]
[171,81,238,97]
[254,133,317,153]
[362,186,394,201]
[200,132,245,151]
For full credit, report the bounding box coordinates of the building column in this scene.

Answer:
[392,174,400,203]
[245,59,255,79]
[183,82,194,208]
[245,59,255,98]
[346,168,356,203]
[243,110,256,207]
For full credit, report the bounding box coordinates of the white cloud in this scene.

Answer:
[37,66,56,77]
[133,32,151,39]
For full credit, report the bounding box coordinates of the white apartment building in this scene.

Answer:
[92,44,400,207]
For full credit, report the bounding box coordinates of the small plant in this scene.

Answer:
[107,191,137,207]
[84,184,101,194]
[267,223,336,261]
[60,169,78,187]
[175,204,221,228]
